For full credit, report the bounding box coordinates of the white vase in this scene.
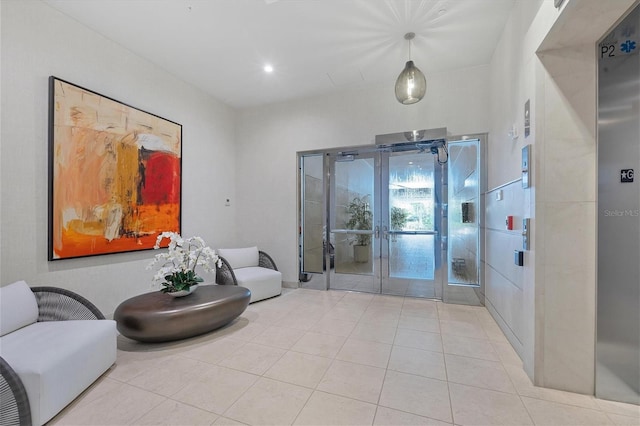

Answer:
[353,245,369,263]
[167,284,198,298]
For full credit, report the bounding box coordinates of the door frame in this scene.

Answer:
[379,148,446,298]
[327,149,380,294]
[297,131,486,304]
[298,139,447,297]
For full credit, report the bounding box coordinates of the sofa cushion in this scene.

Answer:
[217,247,259,269]
[0,280,38,336]
[234,267,282,303]
[0,320,117,425]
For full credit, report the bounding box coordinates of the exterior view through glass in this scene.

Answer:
[299,137,483,303]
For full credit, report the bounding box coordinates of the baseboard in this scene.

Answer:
[282,281,299,289]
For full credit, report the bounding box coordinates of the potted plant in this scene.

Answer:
[346,196,373,263]
[147,232,221,296]
[390,206,409,230]
[390,206,409,242]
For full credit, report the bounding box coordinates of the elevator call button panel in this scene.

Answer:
[522,145,531,188]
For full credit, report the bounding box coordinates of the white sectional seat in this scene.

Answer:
[216,247,282,303]
[231,266,282,303]
[0,281,117,425]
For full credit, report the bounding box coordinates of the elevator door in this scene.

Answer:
[327,148,443,297]
[597,3,640,405]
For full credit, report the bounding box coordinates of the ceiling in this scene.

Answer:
[44,0,517,109]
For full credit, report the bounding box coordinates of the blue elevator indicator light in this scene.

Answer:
[620,40,637,53]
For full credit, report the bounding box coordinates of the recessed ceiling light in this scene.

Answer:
[264,64,274,73]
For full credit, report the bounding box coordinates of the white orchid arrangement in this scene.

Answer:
[147,232,221,293]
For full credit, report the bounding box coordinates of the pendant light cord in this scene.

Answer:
[405,32,416,61]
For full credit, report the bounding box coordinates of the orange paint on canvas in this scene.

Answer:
[129,204,180,234]
[58,228,163,259]
[50,78,181,260]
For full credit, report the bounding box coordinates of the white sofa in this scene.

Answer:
[216,247,282,303]
[0,281,117,425]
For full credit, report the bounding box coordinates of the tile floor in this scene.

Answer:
[49,288,640,425]
[300,273,442,300]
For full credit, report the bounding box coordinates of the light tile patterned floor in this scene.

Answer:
[49,288,640,425]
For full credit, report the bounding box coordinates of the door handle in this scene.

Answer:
[383,226,389,240]
[374,226,380,239]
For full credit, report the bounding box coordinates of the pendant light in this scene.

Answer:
[395,32,426,105]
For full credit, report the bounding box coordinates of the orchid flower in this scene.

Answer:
[147,232,221,293]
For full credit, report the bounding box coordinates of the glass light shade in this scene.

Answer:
[395,60,426,105]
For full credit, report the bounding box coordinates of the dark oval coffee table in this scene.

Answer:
[114,284,251,343]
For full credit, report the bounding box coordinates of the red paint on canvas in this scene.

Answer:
[141,152,180,205]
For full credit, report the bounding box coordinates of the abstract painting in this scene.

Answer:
[48,77,182,260]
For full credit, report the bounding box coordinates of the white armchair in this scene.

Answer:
[216,247,282,303]
[0,281,116,425]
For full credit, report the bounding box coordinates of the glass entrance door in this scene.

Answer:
[383,151,443,298]
[299,133,485,302]
[328,152,379,293]
[327,148,443,297]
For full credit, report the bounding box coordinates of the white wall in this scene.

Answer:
[487,0,550,386]
[484,181,528,355]
[235,66,491,284]
[488,0,546,189]
[487,0,598,393]
[0,0,237,316]
[0,1,3,282]
[535,43,599,394]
